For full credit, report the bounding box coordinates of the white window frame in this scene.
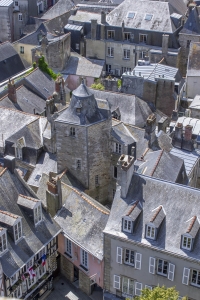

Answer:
[191,269,200,287]
[26,258,33,271]
[113,275,120,290]
[34,203,42,225]
[81,249,88,269]
[107,47,114,57]
[0,230,7,254]
[10,273,18,285]
[27,274,36,289]
[114,142,122,154]
[15,1,19,6]
[124,49,130,60]
[135,252,142,270]
[146,225,155,239]
[20,46,24,54]
[18,13,23,21]
[124,249,134,266]
[157,259,168,277]
[122,67,131,74]
[38,263,46,278]
[127,11,136,19]
[182,267,190,285]
[70,127,75,136]
[107,30,115,39]
[12,286,22,298]
[145,285,152,290]
[149,257,155,274]
[124,32,131,41]
[139,51,146,59]
[116,247,122,264]
[168,263,175,281]
[38,246,46,259]
[15,147,22,159]
[14,220,22,243]
[182,235,192,250]
[123,217,132,233]
[122,277,134,296]
[144,14,153,21]
[139,34,147,44]
[66,238,72,256]
[135,282,142,296]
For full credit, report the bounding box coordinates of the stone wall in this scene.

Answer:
[156,78,176,116]
[60,254,74,282]
[79,269,91,295]
[104,234,111,292]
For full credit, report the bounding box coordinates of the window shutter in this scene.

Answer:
[135,282,142,296]
[145,285,152,290]
[113,275,120,289]
[182,267,190,285]
[149,257,155,274]
[168,263,175,281]
[116,247,123,264]
[135,252,142,270]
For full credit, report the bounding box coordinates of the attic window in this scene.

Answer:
[127,12,135,19]
[0,230,7,254]
[146,225,155,239]
[123,217,132,233]
[34,204,42,225]
[182,235,192,250]
[14,220,22,243]
[34,174,41,181]
[145,14,153,21]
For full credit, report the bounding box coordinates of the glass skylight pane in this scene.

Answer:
[145,14,153,21]
[127,12,135,19]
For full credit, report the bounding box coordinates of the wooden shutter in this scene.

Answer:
[135,282,142,296]
[149,257,156,274]
[182,267,190,285]
[135,253,142,270]
[113,275,120,289]
[168,263,175,281]
[116,247,122,264]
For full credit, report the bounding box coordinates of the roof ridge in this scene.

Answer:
[0,105,45,118]
[150,149,164,177]
[150,205,162,222]
[126,200,139,216]
[187,215,197,233]
[0,209,19,219]
[0,168,7,177]
[18,194,39,203]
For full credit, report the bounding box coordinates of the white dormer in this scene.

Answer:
[0,228,7,254]
[122,217,133,233]
[181,216,199,251]
[34,203,42,225]
[13,219,22,243]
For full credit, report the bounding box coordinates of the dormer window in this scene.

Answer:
[70,127,75,136]
[123,217,132,233]
[34,204,42,225]
[14,220,22,242]
[146,225,155,239]
[0,229,7,254]
[182,235,192,250]
[181,216,199,251]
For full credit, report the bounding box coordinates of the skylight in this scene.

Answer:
[145,14,153,21]
[35,174,41,181]
[127,12,135,19]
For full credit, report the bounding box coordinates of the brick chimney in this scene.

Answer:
[46,172,62,217]
[184,125,193,141]
[174,123,183,140]
[144,114,157,147]
[54,76,66,104]
[162,34,169,56]
[117,155,135,198]
[8,79,17,103]
[91,19,97,40]
[182,124,194,151]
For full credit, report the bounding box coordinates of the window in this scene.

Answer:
[191,269,200,287]
[14,221,22,242]
[38,263,46,278]
[187,40,191,48]
[122,277,134,296]
[34,174,41,181]
[12,286,22,298]
[15,147,22,159]
[34,204,42,225]
[27,275,36,288]
[115,143,122,154]
[107,47,114,57]
[77,159,81,170]
[38,247,46,259]
[182,267,190,285]
[139,34,147,44]
[18,13,23,21]
[20,46,24,54]
[81,249,88,269]
[123,49,130,59]
[75,43,79,50]
[146,225,155,239]
[0,232,7,253]
[113,275,120,289]
[123,218,132,233]
[106,64,111,73]
[145,14,153,21]
[107,30,115,39]
[11,273,18,285]
[135,282,142,296]
[122,67,131,74]
[139,51,146,59]
[66,238,72,256]
[95,175,99,186]
[70,127,75,136]
[15,1,19,5]
[182,235,192,250]
[127,11,136,19]
[26,258,33,271]
[124,249,134,266]
[124,32,131,41]
[113,166,117,179]
[157,259,168,276]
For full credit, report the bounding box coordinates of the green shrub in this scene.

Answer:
[38,56,58,80]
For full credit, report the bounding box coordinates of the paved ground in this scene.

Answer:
[46,276,103,300]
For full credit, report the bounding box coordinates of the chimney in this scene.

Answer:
[171,110,178,121]
[144,114,157,147]
[46,97,55,122]
[184,124,193,141]
[162,34,169,56]
[8,79,17,103]
[174,122,183,140]
[117,155,135,198]
[91,19,97,40]
[101,11,106,24]
[54,76,66,104]
[4,155,15,173]
[158,116,168,133]
[46,172,62,217]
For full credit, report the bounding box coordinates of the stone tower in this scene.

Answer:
[55,80,112,204]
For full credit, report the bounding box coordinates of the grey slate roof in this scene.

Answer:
[91,89,153,128]
[189,95,200,110]
[111,122,136,145]
[0,42,26,83]
[0,169,60,277]
[106,0,183,33]
[180,6,200,35]
[55,183,109,260]
[0,85,46,115]
[0,0,13,7]
[104,173,200,261]
[69,10,101,23]
[17,194,40,210]
[62,52,104,78]
[172,116,200,136]
[41,0,75,19]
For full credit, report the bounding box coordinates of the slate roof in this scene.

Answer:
[77,3,116,13]
[0,0,13,7]
[0,169,60,277]
[180,6,200,35]
[91,89,153,128]
[111,122,136,145]
[172,116,200,136]
[41,0,75,19]
[62,53,104,78]
[0,85,46,115]
[104,173,200,261]
[0,42,26,83]
[189,95,200,110]
[17,194,40,210]
[106,0,183,33]
[55,184,109,260]
[187,42,200,76]
[69,10,102,24]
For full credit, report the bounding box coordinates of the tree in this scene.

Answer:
[134,286,187,300]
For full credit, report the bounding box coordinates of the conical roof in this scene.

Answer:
[73,80,93,98]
